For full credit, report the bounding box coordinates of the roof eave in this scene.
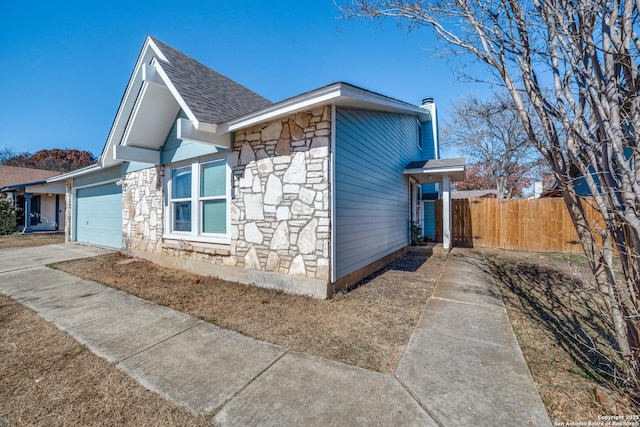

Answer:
[46,164,102,182]
[403,166,466,175]
[222,82,430,133]
[1,180,48,191]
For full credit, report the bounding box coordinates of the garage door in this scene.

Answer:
[75,182,122,249]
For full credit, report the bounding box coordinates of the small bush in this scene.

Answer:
[0,198,17,235]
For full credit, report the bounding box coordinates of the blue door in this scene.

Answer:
[423,201,436,241]
[75,182,122,249]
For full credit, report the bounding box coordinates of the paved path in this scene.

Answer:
[0,244,551,426]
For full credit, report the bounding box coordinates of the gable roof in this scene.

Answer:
[0,166,61,190]
[73,36,433,179]
[149,37,272,125]
[98,36,272,168]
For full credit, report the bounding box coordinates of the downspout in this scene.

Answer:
[330,104,337,284]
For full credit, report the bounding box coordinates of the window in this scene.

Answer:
[171,167,192,231]
[166,157,229,243]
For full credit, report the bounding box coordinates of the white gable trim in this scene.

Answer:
[99,37,218,169]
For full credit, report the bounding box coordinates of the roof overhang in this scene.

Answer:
[222,82,432,133]
[99,37,224,169]
[46,164,102,182]
[403,158,466,184]
[1,180,46,191]
[1,180,66,194]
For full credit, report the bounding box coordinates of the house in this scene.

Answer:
[48,36,465,298]
[0,166,66,232]
[452,189,498,199]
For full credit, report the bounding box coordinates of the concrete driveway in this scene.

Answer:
[0,243,114,273]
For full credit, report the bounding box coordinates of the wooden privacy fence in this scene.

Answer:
[434,197,605,254]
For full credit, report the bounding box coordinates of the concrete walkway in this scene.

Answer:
[0,244,551,426]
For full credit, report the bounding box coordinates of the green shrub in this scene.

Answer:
[0,198,17,235]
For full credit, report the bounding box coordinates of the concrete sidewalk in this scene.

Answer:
[0,244,551,426]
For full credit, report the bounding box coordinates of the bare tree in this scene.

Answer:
[342,0,640,388]
[446,92,543,198]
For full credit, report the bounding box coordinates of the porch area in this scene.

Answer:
[404,158,466,250]
[1,181,66,233]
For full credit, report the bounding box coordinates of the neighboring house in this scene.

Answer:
[541,164,595,198]
[48,36,464,298]
[452,190,498,199]
[0,166,66,232]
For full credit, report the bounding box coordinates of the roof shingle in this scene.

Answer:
[0,166,61,189]
[150,37,272,125]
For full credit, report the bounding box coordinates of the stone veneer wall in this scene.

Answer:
[118,106,331,295]
[229,106,331,281]
[122,166,164,254]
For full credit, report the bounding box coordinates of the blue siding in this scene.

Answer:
[161,111,225,164]
[75,182,122,249]
[420,120,437,160]
[73,166,123,187]
[125,161,152,173]
[420,120,438,197]
[335,108,422,280]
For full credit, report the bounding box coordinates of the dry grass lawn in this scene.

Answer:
[0,233,65,250]
[52,250,445,373]
[5,241,638,424]
[0,295,209,427]
[483,249,638,422]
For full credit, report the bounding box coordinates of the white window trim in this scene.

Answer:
[163,153,231,245]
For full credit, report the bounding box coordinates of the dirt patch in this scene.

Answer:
[0,233,64,250]
[0,295,209,426]
[52,251,445,373]
[483,249,637,422]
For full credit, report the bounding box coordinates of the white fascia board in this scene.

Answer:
[146,37,168,62]
[223,83,429,133]
[339,85,427,116]
[99,37,160,168]
[152,59,200,128]
[46,164,102,182]
[113,145,160,164]
[224,84,343,132]
[177,118,230,148]
[403,166,465,175]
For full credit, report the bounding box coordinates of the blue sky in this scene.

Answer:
[0,0,491,158]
